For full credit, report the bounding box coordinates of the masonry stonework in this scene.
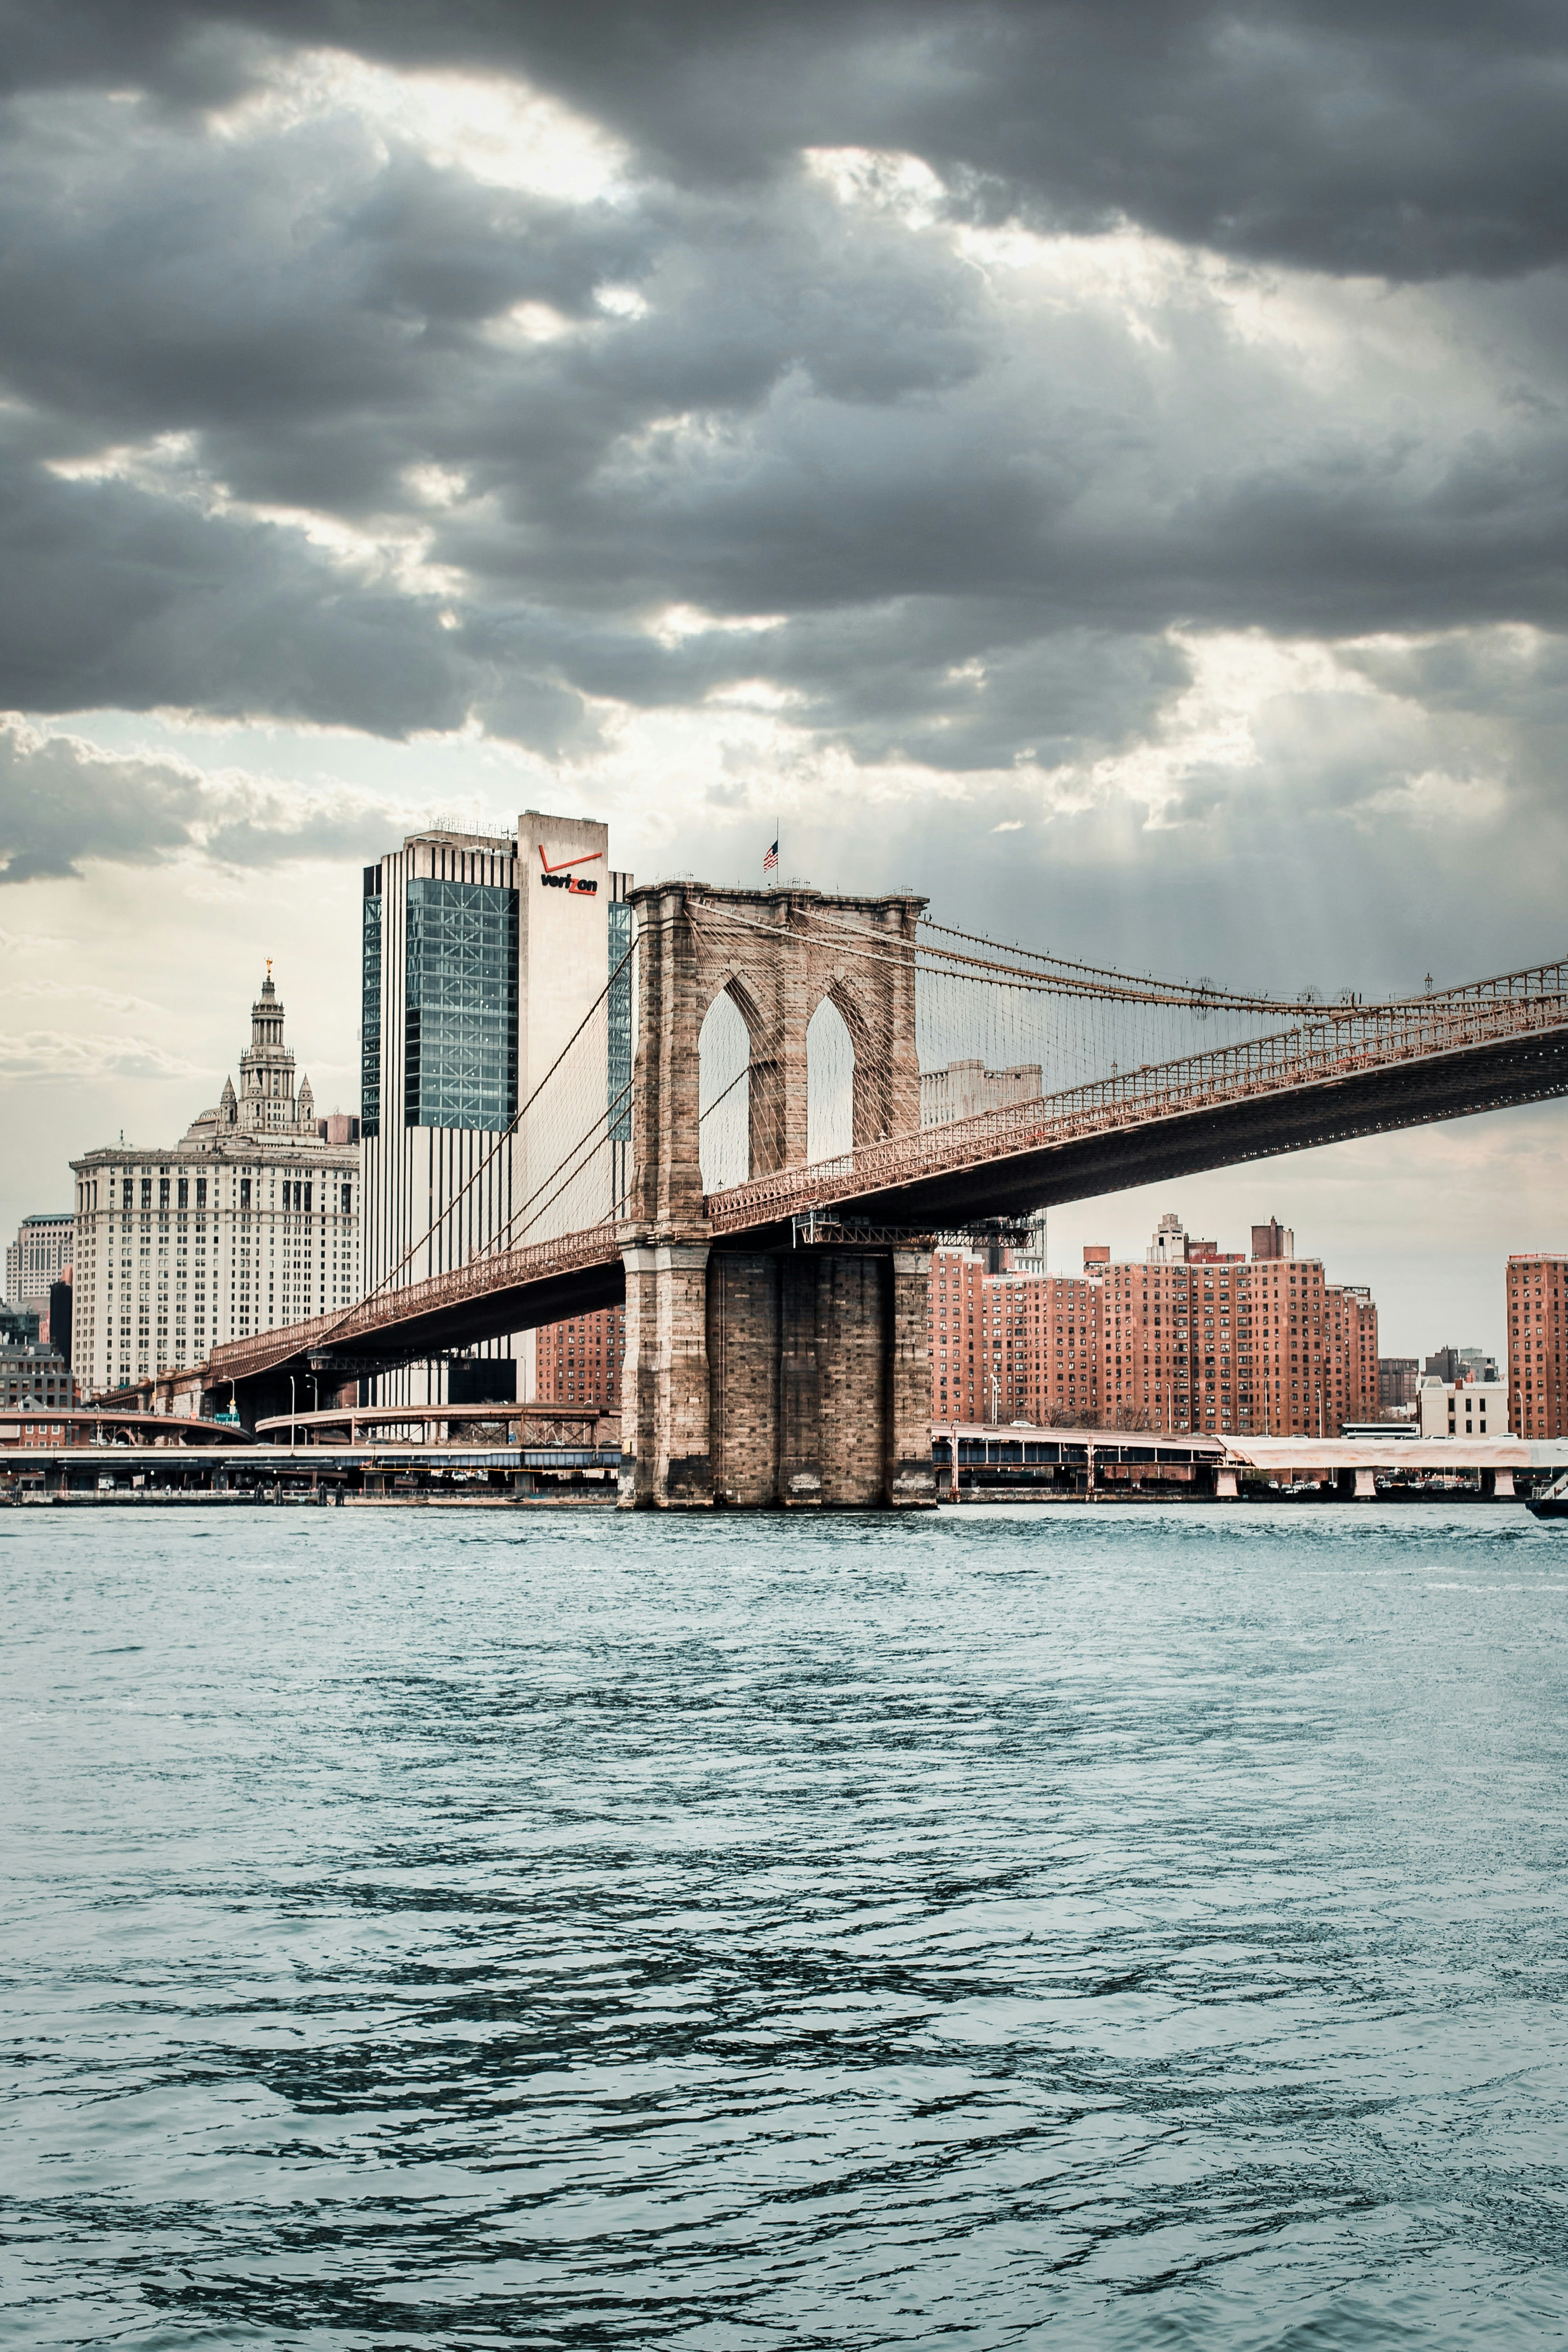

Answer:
[618,882,935,1509]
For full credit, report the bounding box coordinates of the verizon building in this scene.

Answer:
[360,812,631,1403]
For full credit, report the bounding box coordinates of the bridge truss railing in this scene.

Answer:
[208,1222,623,1388]
[704,956,1568,1231]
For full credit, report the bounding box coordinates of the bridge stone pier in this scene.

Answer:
[619,883,936,1508]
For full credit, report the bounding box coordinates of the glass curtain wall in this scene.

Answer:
[360,874,382,1137]
[608,899,633,1142]
[403,879,520,1130]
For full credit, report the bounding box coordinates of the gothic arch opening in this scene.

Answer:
[806,995,856,1166]
[698,987,752,1191]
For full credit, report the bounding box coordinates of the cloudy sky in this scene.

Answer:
[2,0,1566,1354]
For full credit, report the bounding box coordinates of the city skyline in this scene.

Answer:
[2,926,1542,1372]
[2,2,1566,1365]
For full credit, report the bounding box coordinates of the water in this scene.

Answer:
[3,1505,1567,2350]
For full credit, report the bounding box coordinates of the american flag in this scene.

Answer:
[762,837,778,875]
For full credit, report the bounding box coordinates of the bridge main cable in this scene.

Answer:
[693,893,1554,1021]
[693,893,1346,1014]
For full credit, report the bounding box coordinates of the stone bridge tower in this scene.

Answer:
[619,883,936,1509]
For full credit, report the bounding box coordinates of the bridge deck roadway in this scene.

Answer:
[206,1003,1568,1393]
[757,1014,1568,1233]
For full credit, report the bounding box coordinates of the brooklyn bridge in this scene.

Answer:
[170,882,1568,1507]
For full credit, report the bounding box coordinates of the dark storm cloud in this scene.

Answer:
[0,98,652,514]
[696,613,1192,776]
[0,0,1562,795]
[0,452,477,733]
[6,1,1568,281]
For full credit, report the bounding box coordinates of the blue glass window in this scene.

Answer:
[404,878,518,1131]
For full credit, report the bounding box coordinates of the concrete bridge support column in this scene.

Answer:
[620,1239,715,1508]
[886,1252,940,1508]
[621,1241,935,1509]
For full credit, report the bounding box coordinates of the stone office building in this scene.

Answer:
[70,971,359,1396]
[5,1210,75,1309]
[0,1341,76,1409]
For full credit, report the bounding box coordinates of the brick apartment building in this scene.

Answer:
[536,1212,1379,1437]
[1507,1252,1567,1439]
[932,1212,1379,1438]
[534,1302,628,1410]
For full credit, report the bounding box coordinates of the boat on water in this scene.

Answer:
[1528,1472,1568,1521]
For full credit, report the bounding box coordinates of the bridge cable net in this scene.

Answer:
[913,920,1350,1110]
[912,922,1568,1113]
[207,943,638,1383]
[688,894,1341,1188]
[683,894,1568,1212]
[210,892,1568,1387]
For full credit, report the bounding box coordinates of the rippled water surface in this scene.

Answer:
[4,1503,1568,2349]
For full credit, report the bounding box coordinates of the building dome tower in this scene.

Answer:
[69,961,359,1396]
[239,965,297,1134]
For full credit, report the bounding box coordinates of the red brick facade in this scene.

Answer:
[535,1304,626,1409]
[932,1224,1379,1437]
[1508,1253,1567,1439]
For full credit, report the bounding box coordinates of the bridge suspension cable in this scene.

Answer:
[686,891,1568,1192]
[280,936,638,1365]
[691,892,1347,1011]
[915,917,1364,1014]
[203,883,1568,1398]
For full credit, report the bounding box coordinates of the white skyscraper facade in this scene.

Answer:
[360,814,630,1403]
[70,973,359,1396]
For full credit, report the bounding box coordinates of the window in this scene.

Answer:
[240,1179,252,1210]
[196,1178,207,1209]
[159,1178,170,1210]
[362,870,383,1137]
[341,1183,352,1215]
[304,1183,312,1213]
[140,1180,152,1210]
[404,877,519,1131]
